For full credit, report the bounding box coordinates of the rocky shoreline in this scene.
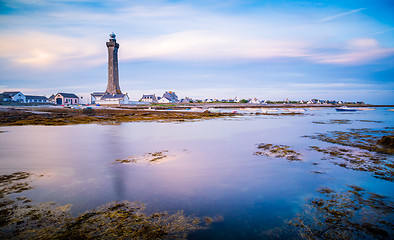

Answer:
[1,104,393,126]
[0,106,239,126]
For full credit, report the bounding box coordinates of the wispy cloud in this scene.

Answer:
[318,8,366,23]
[1,2,392,68]
[120,30,309,61]
[0,31,103,68]
[373,28,394,35]
[1,30,393,68]
[311,38,394,65]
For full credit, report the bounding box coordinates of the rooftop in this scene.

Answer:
[57,93,78,98]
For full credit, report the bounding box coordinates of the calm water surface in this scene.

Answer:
[1,108,393,239]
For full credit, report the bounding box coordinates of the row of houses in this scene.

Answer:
[140,91,179,103]
[305,99,363,104]
[139,93,274,104]
[2,91,356,106]
[140,92,245,104]
[138,93,350,105]
[0,91,79,105]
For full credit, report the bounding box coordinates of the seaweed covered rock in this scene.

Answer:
[287,185,394,240]
[254,143,302,161]
[309,146,393,182]
[305,128,394,154]
[377,136,394,149]
[0,172,205,240]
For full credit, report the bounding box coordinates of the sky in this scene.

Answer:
[0,0,393,104]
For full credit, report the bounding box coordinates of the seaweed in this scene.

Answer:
[309,146,393,181]
[149,151,168,162]
[357,120,383,123]
[311,171,326,174]
[0,107,237,126]
[0,172,205,239]
[256,112,305,116]
[377,136,394,149]
[203,215,224,224]
[287,185,394,240]
[254,143,302,161]
[313,119,352,124]
[305,128,394,154]
[1,200,204,240]
[114,150,169,164]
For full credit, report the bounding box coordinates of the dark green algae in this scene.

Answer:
[0,107,236,126]
[305,128,394,154]
[283,185,394,240]
[305,128,394,181]
[254,143,302,161]
[114,150,169,164]
[309,145,393,181]
[0,172,205,240]
[313,119,352,125]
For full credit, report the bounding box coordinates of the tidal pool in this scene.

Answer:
[1,107,393,239]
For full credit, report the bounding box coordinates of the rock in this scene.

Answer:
[377,136,394,149]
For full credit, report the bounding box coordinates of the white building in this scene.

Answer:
[54,93,79,105]
[140,94,157,103]
[180,97,193,103]
[26,95,48,103]
[96,93,129,105]
[307,99,318,104]
[158,97,171,103]
[48,94,56,104]
[2,91,26,102]
[248,98,260,104]
[91,92,106,104]
[161,91,179,103]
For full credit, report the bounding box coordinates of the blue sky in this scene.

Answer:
[0,0,393,103]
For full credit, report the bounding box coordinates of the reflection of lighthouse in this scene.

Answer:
[106,125,126,200]
[106,33,122,94]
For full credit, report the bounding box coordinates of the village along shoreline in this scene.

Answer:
[0,103,393,126]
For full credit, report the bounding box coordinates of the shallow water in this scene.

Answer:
[1,107,393,239]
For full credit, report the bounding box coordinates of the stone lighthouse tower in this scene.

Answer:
[106,33,122,94]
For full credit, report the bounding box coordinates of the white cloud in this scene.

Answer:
[0,3,393,68]
[120,33,394,66]
[315,49,394,65]
[312,38,394,65]
[348,38,378,49]
[0,31,103,68]
[120,30,309,61]
[1,29,392,68]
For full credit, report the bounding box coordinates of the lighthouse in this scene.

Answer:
[90,33,129,105]
[106,33,122,94]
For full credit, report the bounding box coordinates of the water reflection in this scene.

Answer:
[106,126,126,200]
[0,108,393,238]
